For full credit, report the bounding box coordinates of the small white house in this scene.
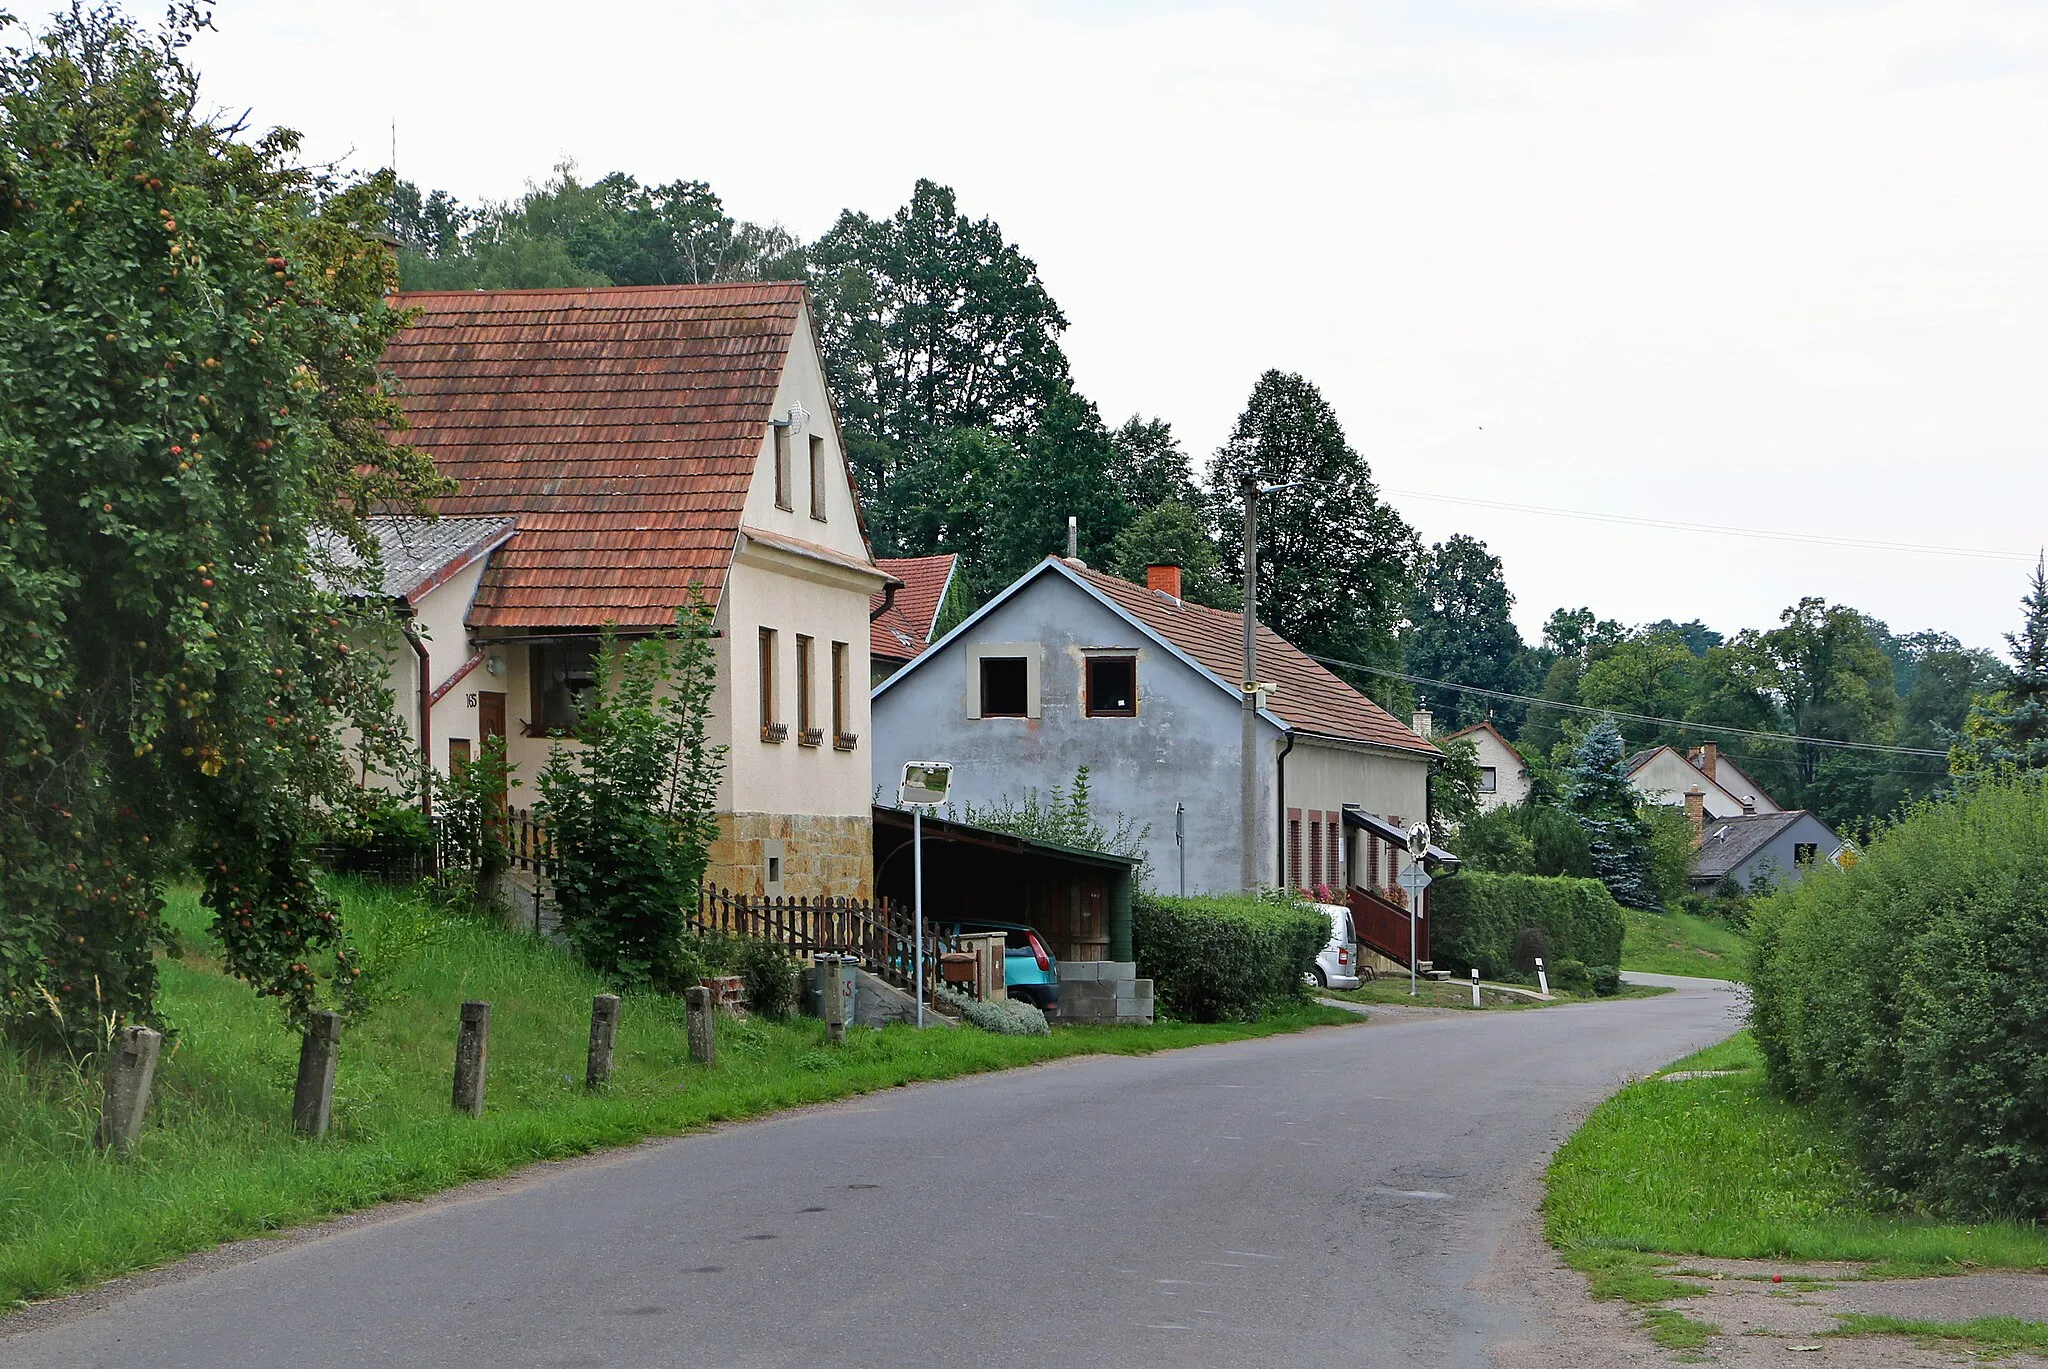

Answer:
[1437,722,1531,813]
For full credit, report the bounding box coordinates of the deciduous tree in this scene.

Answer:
[1401,535,1527,732]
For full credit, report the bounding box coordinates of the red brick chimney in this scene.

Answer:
[1684,787,1706,849]
[1146,564,1183,601]
[1696,743,1719,780]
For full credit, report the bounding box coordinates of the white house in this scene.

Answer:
[1436,721,1531,813]
[1627,742,1783,820]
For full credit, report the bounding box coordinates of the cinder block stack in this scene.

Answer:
[1050,961,1154,1026]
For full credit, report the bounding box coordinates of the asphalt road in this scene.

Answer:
[4,982,1742,1369]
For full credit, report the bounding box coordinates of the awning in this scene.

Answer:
[1341,806,1461,871]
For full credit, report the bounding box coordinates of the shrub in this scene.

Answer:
[1512,926,1554,973]
[1588,964,1622,997]
[937,986,1051,1036]
[323,802,434,877]
[1748,772,2048,1218]
[1428,872,1626,981]
[1550,957,1592,995]
[1131,893,1325,1022]
[736,941,800,1021]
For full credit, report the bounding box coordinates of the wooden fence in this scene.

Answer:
[689,885,925,993]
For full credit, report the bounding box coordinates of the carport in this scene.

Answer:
[870,805,1137,964]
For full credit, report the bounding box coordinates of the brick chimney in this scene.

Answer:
[1684,787,1706,849]
[1695,743,1719,780]
[1145,563,1183,601]
[1411,707,1433,739]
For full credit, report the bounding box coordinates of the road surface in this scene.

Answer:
[4,981,1742,1368]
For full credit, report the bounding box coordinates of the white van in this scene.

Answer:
[1308,903,1365,990]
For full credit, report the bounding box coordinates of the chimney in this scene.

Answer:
[1697,743,1719,780]
[1742,796,1756,816]
[1066,515,1078,560]
[1411,707,1433,739]
[1146,564,1183,601]
[1684,787,1706,849]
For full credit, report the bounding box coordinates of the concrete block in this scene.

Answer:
[1096,962,1138,984]
[1058,961,1102,983]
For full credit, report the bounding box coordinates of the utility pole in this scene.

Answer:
[1239,478,1261,890]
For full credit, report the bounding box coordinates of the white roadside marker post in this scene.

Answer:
[1536,956,1549,997]
[1471,968,1481,1008]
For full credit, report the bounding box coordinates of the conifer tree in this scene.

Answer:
[1953,557,2048,776]
[1563,721,1661,909]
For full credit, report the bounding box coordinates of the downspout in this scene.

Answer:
[1274,726,1296,890]
[402,618,432,819]
[868,580,898,622]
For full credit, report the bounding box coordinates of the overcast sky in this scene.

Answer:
[183,1,2046,653]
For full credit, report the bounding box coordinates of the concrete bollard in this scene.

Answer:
[818,957,850,1045]
[1535,957,1550,997]
[685,986,716,1066]
[1471,968,1481,1009]
[293,1011,342,1139]
[97,1025,162,1156]
[453,1000,491,1117]
[586,994,620,1090]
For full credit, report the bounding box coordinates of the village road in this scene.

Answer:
[4,981,1740,1369]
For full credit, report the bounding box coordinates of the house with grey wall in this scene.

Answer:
[870,557,1441,895]
[1689,809,1848,892]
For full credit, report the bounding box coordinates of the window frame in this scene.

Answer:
[1478,766,1497,794]
[830,640,856,749]
[808,433,828,521]
[796,634,820,745]
[528,639,600,736]
[1793,841,1819,868]
[772,424,792,511]
[1083,654,1138,718]
[758,627,783,741]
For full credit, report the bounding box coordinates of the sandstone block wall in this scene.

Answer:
[705,811,873,900]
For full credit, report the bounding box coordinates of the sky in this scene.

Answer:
[173,0,2047,653]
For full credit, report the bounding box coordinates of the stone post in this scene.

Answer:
[819,957,848,1044]
[292,1011,342,1139]
[586,994,620,1090]
[685,985,716,1065]
[453,1000,490,1117]
[97,1024,162,1156]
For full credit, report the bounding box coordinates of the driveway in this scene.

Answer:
[4,984,1741,1369]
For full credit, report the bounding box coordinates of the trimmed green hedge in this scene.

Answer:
[1428,872,1625,980]
[1749,773,2048,1219]
[1132,894,1326,1022]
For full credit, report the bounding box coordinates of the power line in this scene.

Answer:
[1384,488,2036,563]
[1301,652,1953,759]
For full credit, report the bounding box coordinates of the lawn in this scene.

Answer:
[1545,1031,2048,1272]
[1619,907,1748,981]
[0,880,1356,1311]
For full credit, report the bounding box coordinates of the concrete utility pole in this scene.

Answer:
[1239,478,1261,890]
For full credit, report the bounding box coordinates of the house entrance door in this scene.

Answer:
[477,692,507,814]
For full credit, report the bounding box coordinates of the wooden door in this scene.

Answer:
[477,692,507,815]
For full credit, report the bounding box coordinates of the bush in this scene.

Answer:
[1748,772,2048,1218]
[1512,926,1554,973]
[1453,802,1594,878]
[1588,964,1622,997]
[736,941,800,1020]
[1550,957,1592,995]
[1131,893,1325,1022]
[1429,872,1626,981]
[937,986,1051,1036]
[324,802,434,877]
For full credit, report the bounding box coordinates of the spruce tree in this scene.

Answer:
[1954,557,2048,775]
[1563,721,1661,910]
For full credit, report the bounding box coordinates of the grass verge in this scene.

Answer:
[1546,1032,2048,1271]
[1619,907,1748,980]
[1,880,1356,1311]
[1830,1314,2048,1356]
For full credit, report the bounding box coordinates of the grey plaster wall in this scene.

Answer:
[870,572,1280,894]
[1719,812,1843,890]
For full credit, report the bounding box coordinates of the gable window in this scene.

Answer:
[1793,842,1818,868]
[1478,766,1497,794]
[1084,656,1137,717]
[773,424,792,511]
[759,628,784,741]
[809,434,827,521]
[796,635,821,746]
[979,657,1030,718]
[831,641,857,749]
[530,639,599,734]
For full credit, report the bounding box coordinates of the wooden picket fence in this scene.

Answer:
[689,885,924,993]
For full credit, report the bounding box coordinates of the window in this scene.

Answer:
[979,657,1029,717]
[1308,816,1323,887]
[773,425,792,510]
[831,641,856,749]
[1287,814,1302,889]
[1327,822,1341,888]
[448,738,471,770]
[1084,655,1137,716]
[529,639,599,734]
[808,434,827,520]
[796,635,820,745]
[1479,766,1497,794]
[758,628,784,741]
[1793,842,1818,868]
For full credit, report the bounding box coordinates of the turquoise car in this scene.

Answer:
[933,919,1060,1010]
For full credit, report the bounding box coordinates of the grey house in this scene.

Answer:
[1690,810,1850,892]
[870,557,1440,895]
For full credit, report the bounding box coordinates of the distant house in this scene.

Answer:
[869,553,960,681]
[1688,808,1848,892]
[1628,743,1782,820]
[368,282,894,899]
[869,558,1442,896]
[1437,721,1531,813]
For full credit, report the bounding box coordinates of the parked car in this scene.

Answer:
[931,919,1060,1009]
[1308,903,1367,990]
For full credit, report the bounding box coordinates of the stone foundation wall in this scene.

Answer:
[706,812,873,900]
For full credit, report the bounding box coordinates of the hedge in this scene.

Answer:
[1131,894,1326,1022]
[1749,772,2048,1218]
[1427,872,1625,980]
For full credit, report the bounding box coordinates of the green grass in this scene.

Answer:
[1620,907,1749,980]
[0,881,1357,1311]
[1321,977,1668,1010]
[1561,1249,1720,1349]
[1546,1032,2048,1271]
[1830,1314,2048,1355]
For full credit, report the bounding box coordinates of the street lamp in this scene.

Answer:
[1239,477,1305,890]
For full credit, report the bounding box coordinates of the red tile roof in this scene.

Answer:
[382,282,807,629]
[869,553,958,664]
[1062,560,1437,756]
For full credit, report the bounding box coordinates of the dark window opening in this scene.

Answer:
[1084,656,1137,716]
[979,657,1029,717]
[1793,842,1818,867]
[530,639,599,733]
[1478,766,1497,793]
